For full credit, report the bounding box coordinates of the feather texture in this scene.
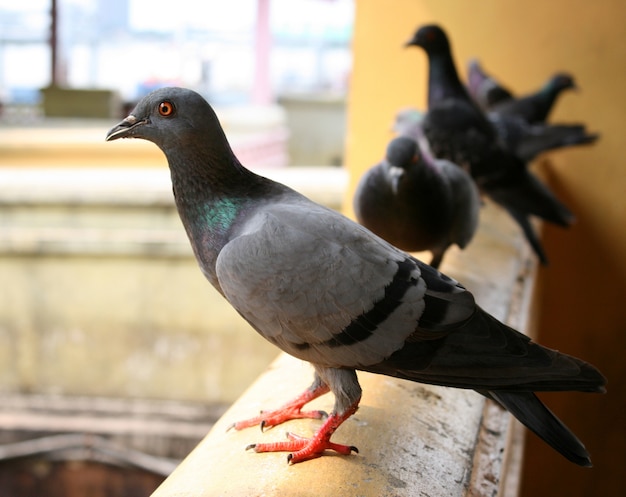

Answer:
[106,86,606,467]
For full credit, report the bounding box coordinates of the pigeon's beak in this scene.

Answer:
[105,114,149,141]
[388,165,404,194]
[404,34,420,48]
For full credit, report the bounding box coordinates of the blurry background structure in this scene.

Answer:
[0,0,352,105]
[0,0,624,496]
[0,0,352,166]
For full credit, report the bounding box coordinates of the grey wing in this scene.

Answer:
[215,201,429,369]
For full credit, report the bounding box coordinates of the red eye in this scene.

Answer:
[158,101,174,116]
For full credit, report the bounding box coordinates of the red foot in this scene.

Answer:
[230,383,330,431]
[246,400,360,464]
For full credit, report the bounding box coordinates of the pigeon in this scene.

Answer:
[394,108,581,263]
[466,60,599,157]
[106,87,606,467]
[466,58,514,110]
[467,59,578,124]
[394,107,598,164]
[392,107,425,138]
[487,112,599,163]
[353,135,480,269]
[405,24,577,265]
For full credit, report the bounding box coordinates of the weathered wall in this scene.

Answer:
[0,167,346,405]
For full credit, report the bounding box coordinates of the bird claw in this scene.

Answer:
[230,388,330,432]
[233,386,359,463]
[247,431,358,464]
[231,407,327,432]
[244,401,360,464]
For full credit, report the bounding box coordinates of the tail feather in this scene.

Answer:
[488,390,592,467]
[516,125,599,162]
[488,172,575,227]
[505,208,549,265]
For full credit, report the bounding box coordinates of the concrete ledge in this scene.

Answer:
[151,205,536,497]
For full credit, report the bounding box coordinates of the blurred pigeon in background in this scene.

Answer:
[488,112,599,163]
[394,107,598,164]
[107,87,605,467]
[405,24,577,265]
[467,60,578,124]
[466,59,599,158]
[353,135,480,268]
[392,107,425,139]
[466,58,514,110]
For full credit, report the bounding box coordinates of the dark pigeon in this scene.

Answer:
[466,58,514,110]
[353,135,480,269]
[488,112,599,163]
[106,87,606,467]
[393,109,574,264]
[466,60,599,158]
[405,24,577,265]
[494,73,576,123]
[467,60,578,124]
[394,107,598,164]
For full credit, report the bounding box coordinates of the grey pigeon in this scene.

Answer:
[353,135,480,269]
[405,24,577,265]
[467,59,578,124]
[106,87,606,467]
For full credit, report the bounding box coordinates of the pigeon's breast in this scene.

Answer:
[215,203,428,368]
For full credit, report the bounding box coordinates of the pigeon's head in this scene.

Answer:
[548,73,577,93]
[386,136,420,170]
[466,59,488,85]
[405,24,450,54]
[106,87,222,152]
[392,108,425,142]
[385,136,419,194]
[393,108,424,132]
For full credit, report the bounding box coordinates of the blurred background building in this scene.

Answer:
[0,0,353,167]
[0,0,352,105]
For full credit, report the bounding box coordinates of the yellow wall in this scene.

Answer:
[345,1,626,495]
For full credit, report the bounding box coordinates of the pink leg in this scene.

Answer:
[246,397,361,464]
[229,382,330,431]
